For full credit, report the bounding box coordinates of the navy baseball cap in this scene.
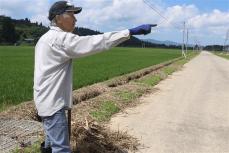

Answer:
[48,1,82,21]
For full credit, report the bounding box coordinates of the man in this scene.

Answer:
[34,1,156,152]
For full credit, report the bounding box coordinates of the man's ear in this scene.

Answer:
[55,15,62,24]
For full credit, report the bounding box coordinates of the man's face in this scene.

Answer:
[56,12,76,32]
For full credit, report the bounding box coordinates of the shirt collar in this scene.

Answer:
[50,26,64,32]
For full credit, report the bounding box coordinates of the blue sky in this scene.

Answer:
[0,0,229,45]
[164,0,229,12]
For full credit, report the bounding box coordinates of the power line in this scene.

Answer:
[143,0,189,57]
[143,0,167,22]
[142,0,182,30]
[142,0,201,34]
[142,0,202,53]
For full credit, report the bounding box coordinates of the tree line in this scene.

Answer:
[0,16,47,45]
[0,16,19,44]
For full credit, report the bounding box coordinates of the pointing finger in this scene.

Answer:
[149,24,157,27]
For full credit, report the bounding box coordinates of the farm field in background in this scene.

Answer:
[0,46,181,110]
[214,52,229,60]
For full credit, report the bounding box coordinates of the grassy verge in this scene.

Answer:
[90,101,120,122]
[214,52,229,60]
[12,141,41,153]
[137,74,162,86]
[115,90,142,103]
[162,66,176,75]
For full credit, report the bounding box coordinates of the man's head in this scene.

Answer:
[48,1,82,32]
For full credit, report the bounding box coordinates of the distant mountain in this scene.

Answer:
[144,39,180,46]
[144,39,198,48]
[74,27,102,36]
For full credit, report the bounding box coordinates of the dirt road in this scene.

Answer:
[110,51,229,153]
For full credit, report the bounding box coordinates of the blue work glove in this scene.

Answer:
[129,24,157,35]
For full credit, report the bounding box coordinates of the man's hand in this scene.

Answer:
[129,24,157,35]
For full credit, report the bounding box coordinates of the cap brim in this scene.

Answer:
[66,7,82,14]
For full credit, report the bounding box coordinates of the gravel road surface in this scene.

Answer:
[110,51,229,153]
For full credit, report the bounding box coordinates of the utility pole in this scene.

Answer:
[142,41,145,48]
[223,29,229,52]
[182,21,186,58]
[186,28,189,53]
[227,30,229,53]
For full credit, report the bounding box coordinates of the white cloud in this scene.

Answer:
[188,9,229,28]
[160,4,199,28]
[75,0,162,31]
[184,9,229,44]
[0,8,11,16]
[76,0,111,9]
[31,14,49,26]
[0,0,49,24]
[1,0,228,45]
[145,4,229,44]
[29,1,50,25]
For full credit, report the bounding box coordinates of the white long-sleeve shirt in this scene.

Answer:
[34,26,130,116]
